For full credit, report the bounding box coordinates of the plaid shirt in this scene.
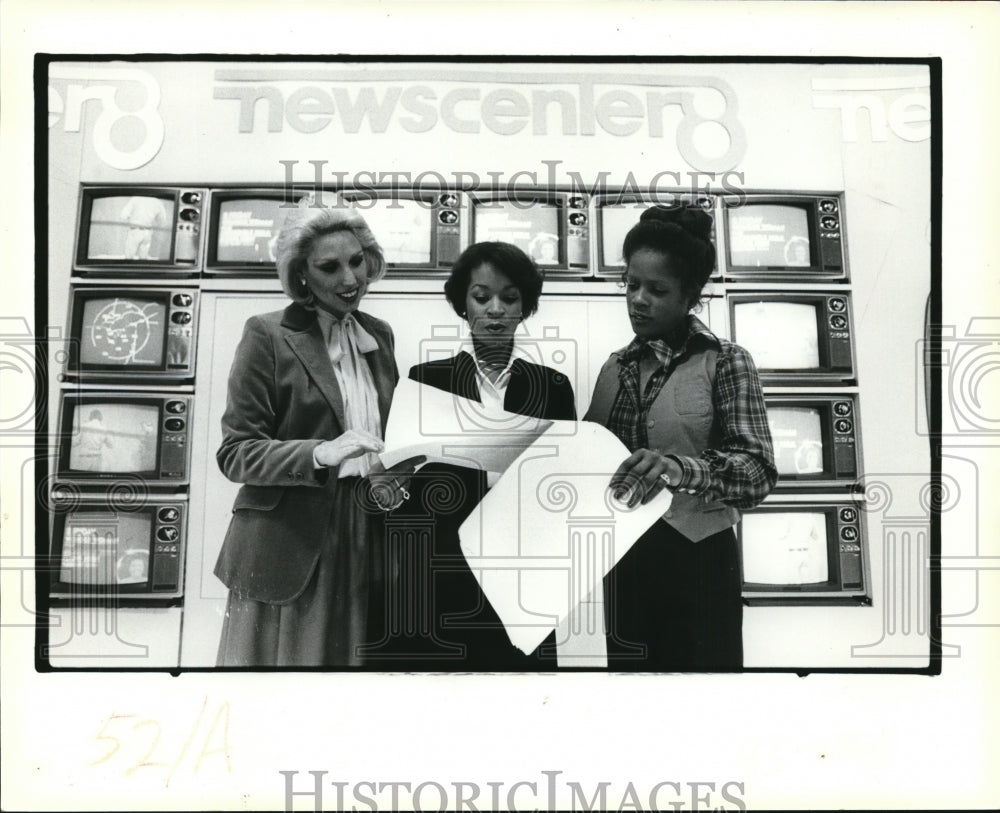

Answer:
[606,316,777,509]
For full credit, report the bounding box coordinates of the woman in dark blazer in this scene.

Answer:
[214,201,405,667]
[368,242,576,670]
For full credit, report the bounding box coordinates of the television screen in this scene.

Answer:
[732,301,820,369]
[741,512,829,585]
[728,204,811,267]
[355,198,433,265]
[214,197,292,263]
[67,403,159,474]
[768,407,824,475]
[78,295,167,367]
[474,201,561,265]
[86,195,175,261]
[600,204,645,268]
[59,511,152,586]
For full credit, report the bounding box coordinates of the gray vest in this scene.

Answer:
[585,343,741,542]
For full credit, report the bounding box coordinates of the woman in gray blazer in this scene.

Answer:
[214,201,408,667]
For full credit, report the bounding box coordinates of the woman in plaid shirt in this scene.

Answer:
[585,205,777,671]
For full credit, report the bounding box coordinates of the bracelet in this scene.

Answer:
[394,478,410,502]
[372,480,407,512]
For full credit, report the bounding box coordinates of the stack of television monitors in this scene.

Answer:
[62,183,868,605]
[735,390,868,605]
[57,185,199,605]
[711,195,866,605]
[51,343,193,603]
[49,383,191,605]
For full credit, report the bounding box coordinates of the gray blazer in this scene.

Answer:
[213,303,398,603]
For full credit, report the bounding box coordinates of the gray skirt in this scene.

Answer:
[216,477,383,667]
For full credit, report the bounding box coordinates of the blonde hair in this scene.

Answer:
[276,199,387,307]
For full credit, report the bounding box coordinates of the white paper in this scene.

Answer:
[459,422,673,654]
[379,377,575,472]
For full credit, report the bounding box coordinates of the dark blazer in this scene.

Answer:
[373,351,575,669]
[213,303,398,604]
[411,350,576,420]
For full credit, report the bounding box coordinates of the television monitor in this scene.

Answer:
[721,194,847,281]
[74,186,204,274]
[738,500,869,604]
[594,193,718,278]
[727,292,855,384]
[339,188,463,272]
[48,496,186,603]
[57,393,192,486]
[64,286,198,383]
[204,188,311,273]
[469,191,587,274]
[765,394,861,490]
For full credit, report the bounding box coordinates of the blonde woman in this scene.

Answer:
[214,201,402,667]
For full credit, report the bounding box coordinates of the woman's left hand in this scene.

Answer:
[609,449,683,508]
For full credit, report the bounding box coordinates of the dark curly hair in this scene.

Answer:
[443,241,544,319]
[622,205,716,309]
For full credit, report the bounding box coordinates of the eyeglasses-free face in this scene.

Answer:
[464,263,524,342]
[623,248,691,342]
[303,231,370,319]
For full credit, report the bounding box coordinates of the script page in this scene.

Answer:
[459,422,672,654]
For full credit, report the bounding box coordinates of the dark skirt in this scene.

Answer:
[361,463,558,671]
[217,477,383,668]
[604,519,743,671]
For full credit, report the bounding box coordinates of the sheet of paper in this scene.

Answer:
[379,377,574,472]
[458,422,673,655]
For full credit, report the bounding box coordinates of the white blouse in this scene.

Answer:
[465,341,532,413]
[314,309,382,478]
